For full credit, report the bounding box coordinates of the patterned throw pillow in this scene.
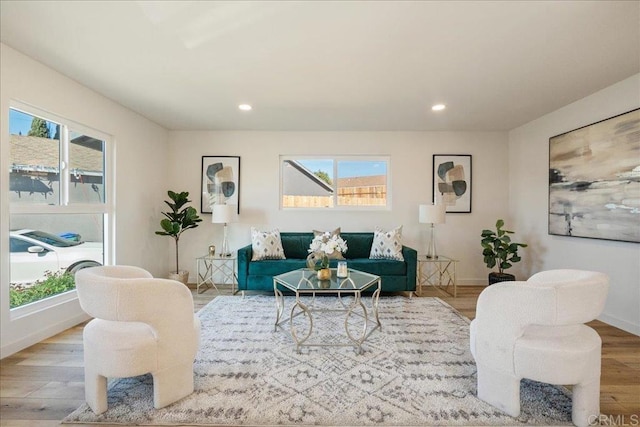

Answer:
[369,226,404,261]
[251,227,286,260]
[312,227,345,260]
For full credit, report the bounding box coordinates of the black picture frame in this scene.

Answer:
[201,156,240,214]
[548,108,640,243]
[432,154,472,213]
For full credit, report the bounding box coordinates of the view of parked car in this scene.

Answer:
[9,229,103,285]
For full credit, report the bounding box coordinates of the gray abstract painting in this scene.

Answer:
[549,109,640,243]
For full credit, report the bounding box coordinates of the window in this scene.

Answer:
[281,156,390,209]
[8,105,112,311]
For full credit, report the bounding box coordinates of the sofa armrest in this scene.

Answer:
[402,245,417,290]
[237,244,253,288]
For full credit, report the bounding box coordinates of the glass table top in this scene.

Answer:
[274,268,380,292]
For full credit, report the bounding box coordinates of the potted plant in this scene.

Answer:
[307,232,348,280]
[155,190,202,284]
[481,219,527,285]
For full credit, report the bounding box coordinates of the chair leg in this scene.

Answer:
[152,362,195,409]
[572,378,600,427]
[476,365,521,417]
[84,368,108,414]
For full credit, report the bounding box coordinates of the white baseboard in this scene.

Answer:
[598,312,640,336]
[0,312,89,359]
[456,278,487,286]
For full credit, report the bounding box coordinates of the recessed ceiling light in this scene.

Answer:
[432,104,446,111]
[238,104,252,111]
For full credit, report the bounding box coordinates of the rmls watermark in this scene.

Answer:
[589,414,639,426]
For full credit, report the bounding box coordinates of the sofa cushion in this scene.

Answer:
[248,259,308,276]
[369,226,405,261]
[251,228,286,260]
[280,234,314,259]
[348,258,407,276]
[341,233,374,259]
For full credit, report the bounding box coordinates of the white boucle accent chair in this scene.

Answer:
[470,269,609,427]
[75,265,201,415]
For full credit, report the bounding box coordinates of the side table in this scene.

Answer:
[417,255,458,297]
[196,254,237,294]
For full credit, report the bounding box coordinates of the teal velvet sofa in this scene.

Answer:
[237,232,417,293]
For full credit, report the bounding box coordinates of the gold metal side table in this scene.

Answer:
[417,255,458,297]
[196,254,237,294]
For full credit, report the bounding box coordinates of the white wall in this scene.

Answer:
[0,44,171,357]
[508,74,640,335]
[168,130,510,285]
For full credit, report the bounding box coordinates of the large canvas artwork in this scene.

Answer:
[432,154,472,213]
[201,156,240,214]
[549,108,640,243]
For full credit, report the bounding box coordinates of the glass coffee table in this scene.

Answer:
[273,268,381,354]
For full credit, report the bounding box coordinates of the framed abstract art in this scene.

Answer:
[201,156,240,214]
[432,154,472,213]
[549,108,639,243]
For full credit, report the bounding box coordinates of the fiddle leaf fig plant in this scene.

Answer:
[155,191,202,274]
[481,219,527,274]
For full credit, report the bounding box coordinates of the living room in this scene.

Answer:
[0,1,639,425]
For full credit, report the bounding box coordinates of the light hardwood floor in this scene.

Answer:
[1,285,638,427]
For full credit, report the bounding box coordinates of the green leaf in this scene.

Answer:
[160,219,174,233]
[496,219,504,228]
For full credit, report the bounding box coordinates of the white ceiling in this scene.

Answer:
[1,1,639,131]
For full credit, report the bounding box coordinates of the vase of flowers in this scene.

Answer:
[307,232,348,280]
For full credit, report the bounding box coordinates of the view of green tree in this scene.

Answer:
[27,117,50,138]
[314,170,332,185]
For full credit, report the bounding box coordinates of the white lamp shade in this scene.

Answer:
[419,204,446,224]
[211,204,237,224]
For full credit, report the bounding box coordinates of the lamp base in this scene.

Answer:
[426,223,438,259]
[220,223,230,258]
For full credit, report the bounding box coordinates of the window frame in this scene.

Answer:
[7,101,114,319]
[280,155,392,211]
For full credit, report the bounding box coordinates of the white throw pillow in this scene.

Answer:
[251,227,286,260]
[369,226,404,261]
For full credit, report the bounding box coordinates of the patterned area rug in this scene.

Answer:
[63,295,572,425]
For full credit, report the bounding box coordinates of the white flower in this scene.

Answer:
[308,233,348,256]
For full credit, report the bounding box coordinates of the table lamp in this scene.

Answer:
[419,203,446,259]
[211,204,237,257]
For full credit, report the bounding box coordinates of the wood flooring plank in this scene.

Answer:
[0,397,85,420]
[0,381,49,399]
[0,420,66,427]
[0,366,84,382]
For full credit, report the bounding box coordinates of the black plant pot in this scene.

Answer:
[488,272,515,285]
